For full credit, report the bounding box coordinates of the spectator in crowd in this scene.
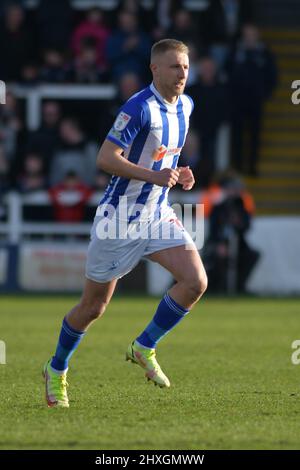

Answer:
[0,3,36,81]
[21,62,40,85]
[100,71,140,141]
[0,90,24,187]
[66,38,105,83]
[0,91,22,162]
[198,176,225,220]
[203,0,255,69]
[71,7,110,73]
[97,72,142,147]
[185,42,201,87]
[27,101,62,169]
[94,169,110,191]
[110,71,141,115]
[152,0,204,41]
[36,0,72,50]
[117,71,141,102]
[49,117,98,188]
[167,9,199,47]
[115,0,154,33]
[0,145,10,194]
[49,170,93,223]
[187,56,229,187]
[17,152,47,193]
[180,130,201,177]
[227,24,277,176]
[39,49,66,83]
[151,0,174,41]
[106,10,151,82]
[0,0,25,19]
[201,171,259,293]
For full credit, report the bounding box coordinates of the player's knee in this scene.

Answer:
[188,273,208,303]
[88,306,104,321]
[82,299,109,322]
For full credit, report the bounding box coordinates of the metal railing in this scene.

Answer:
[11,84,117,130]
[0,191,102,243]
[0,190,202,244]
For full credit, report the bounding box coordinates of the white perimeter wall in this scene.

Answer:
[147,216,300,296]
[246,216,300,295]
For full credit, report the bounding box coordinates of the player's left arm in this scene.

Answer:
[177,95,195,191]
[177,166,195,190]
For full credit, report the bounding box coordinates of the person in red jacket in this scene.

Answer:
[49,171,93,222]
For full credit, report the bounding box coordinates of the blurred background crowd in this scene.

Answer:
[0,0,278,198]
[1,0,300,295]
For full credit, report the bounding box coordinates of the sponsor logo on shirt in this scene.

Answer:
[152,145,182,161]
[113,112,131,131]
[150,124,163,131]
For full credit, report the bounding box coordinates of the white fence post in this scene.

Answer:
[0,80,6,104]
[7,192,22,244]
[0,341,6,365]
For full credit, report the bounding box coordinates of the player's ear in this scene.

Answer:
[150,63,157,75]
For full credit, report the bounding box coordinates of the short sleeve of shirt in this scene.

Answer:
[106,99,146,150]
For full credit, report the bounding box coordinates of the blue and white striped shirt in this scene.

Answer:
[99,82,194,221]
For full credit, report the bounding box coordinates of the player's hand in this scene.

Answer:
[151,168,180,188]
[177,166,195,190]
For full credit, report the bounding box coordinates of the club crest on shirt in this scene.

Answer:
[113,112,131,131]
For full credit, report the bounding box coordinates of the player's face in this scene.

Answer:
[151,50,189,102]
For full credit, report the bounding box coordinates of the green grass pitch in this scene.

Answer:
[0,295,300,450]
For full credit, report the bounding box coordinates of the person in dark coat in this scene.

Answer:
[106,10,151,82]
[227,24,277,175]
[0,3,35,81]
[203,0,255,69]
[187,56,230,187]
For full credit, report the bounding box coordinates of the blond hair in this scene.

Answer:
[151,39,189,63]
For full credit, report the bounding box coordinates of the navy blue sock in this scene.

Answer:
[136,293,189,349]
[51,318,85,372]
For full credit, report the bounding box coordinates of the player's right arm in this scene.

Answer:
[98,99,179,188]
[97,139,179,188]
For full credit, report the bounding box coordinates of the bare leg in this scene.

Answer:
[66,278,118,331]
[147,244,207,309]
[126,245,207,388]
[43,277,118,407]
